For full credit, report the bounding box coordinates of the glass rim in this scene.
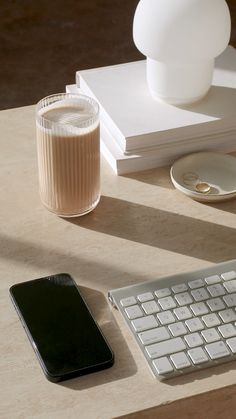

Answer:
[36,92,99,129]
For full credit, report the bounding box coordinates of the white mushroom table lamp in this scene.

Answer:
[133,0,231,105]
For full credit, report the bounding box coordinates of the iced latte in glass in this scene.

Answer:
[36,93,100,217]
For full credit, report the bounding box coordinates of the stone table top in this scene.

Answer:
[1,105,236,419]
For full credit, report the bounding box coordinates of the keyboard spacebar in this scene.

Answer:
[146,337,186,359]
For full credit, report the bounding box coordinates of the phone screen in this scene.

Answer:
[10,274,114,382]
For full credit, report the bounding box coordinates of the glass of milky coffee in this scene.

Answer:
[36,93,100,217]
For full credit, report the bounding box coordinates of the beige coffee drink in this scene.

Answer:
[36,94,100,217]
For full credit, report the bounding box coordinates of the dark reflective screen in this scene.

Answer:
[10,274,113,380]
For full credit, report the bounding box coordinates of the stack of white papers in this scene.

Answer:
[66,46,236,174]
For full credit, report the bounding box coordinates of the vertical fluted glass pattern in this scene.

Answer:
[36,93,100,217]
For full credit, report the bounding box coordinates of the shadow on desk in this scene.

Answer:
[207,200,236,215]
[123,166,174,189]
[69,195,236,263]
[2,231,149,290]
[117,384,236,419]
[59,285,137,391]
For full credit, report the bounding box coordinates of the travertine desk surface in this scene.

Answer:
[1,106,236,419]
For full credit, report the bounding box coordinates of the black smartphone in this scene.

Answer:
[9,274,114,382]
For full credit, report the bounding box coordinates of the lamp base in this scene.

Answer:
[149,90,210,106]
[147,58,214,105]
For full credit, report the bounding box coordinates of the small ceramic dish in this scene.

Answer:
[170,152,236,202]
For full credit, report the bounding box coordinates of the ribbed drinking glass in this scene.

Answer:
[36,93,100,217]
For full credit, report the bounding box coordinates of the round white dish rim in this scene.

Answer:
[170,152,236,200]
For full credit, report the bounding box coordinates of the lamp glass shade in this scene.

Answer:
[133,0,231,104]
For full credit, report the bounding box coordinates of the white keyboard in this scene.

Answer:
[108,260,236,380]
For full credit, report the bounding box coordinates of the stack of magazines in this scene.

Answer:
[66,46,236,175]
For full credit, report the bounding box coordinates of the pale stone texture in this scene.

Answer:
[1,106,236,418]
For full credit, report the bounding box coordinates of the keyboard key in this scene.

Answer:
[188,347,208,365]
[223,280,236,293]
[218,324,236,339]
[185,332,203,348]
[190,302,209,316]
[205,341,230,360]
[158,296,176,310]
[132,315,158,332]
[223,293,236,308]
[157,310,176,325]
[202,313,221,328]
[219,308,236,323]
[205,275,221,285]
[125,305,143,320]
[207,284,225,298]
[207,298,225,312]
[226,337,236,353]
[221,271,236,281]
[185,318,204,332]
[114,261,236,380]
[137,292,154,303]
[168,322,187,337]
[138,327,170,345]
[142,300,160,315]
[191,288,209,302]
[188,279,204,289]
[174,306,192,320]
[201,328,220,343]
[175,292,193,306]
[170,352,191,370]
[155,288,171,298]
[146,337,186,359]
[120,296,136,307]
[153,357,173,374]
[172,283,188,294]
